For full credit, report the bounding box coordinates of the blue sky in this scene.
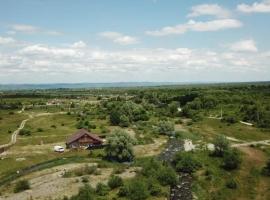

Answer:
[0,0,270,83]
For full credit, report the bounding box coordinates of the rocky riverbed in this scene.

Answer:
[159,138,193,200]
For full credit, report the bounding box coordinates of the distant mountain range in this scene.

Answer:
[0,81,269,91]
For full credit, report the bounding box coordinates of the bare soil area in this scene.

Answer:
[0,163,138,200]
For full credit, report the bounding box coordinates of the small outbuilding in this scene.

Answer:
[66,128,103,149]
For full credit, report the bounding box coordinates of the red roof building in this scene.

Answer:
[66,129,103,149]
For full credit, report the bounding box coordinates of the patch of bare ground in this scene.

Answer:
[134,137,167,157]
[0,163,139,200]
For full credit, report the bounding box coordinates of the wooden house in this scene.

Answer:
[66,129,103,149]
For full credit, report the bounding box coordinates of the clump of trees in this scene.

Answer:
[105,129,136,162]
[108,101,149,127]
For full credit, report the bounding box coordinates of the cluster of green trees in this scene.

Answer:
[106,101,149,127]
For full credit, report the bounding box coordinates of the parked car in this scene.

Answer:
[54,146,65,153]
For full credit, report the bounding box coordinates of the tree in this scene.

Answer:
[212,135,229,157]
[223,149,242,170]
[157,121,175,136]
[105,129,135,162]
[110,110,121,125]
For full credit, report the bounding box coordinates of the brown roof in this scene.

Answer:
[66,129,103,145]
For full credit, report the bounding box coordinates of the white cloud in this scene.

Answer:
[71,41,87,48]
[19,44,82,58]
[0,36,15,44]
[9,24,62,35]
[237,0,270,13]
[99,32,139,45]
[230,39,258,52]
[146,19,242,36]
[187,4,231,18]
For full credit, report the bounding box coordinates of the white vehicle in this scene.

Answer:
[54,146,65,153]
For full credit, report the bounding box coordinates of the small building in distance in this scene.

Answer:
[66,129,103,149]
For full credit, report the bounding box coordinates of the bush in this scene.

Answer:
[157,165,178,186]
[157,121,175,136]
[108,175,123,189]
[19,129,31,136]
[126,179,149,200]
[118,185,129,197]
[226,179,238,189]
[147,179,162,196]
[37,128,43,132]
[81,176,89,183]
[212,135,229,157]
[223,149,242,170]
[70,184,94,200]
[95,183,110,196]
[262,158,270,176]
[174,152,201,173]
[14,180,30,193]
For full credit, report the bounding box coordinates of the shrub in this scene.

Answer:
[212,135,229,157]
[226,179,238,189]
[126,179,149,200]
[157,120,175,136]
[19,129,31,136]
[157,165,178,186]
[95,183,110,196]
[147,179,162,196]
[81,176,89,183]
[223,149,242,170]
[51,124,57,128]
[14,180,30,193]
[174,152,201,173]
[118,185,129,197]
[262,158,270,176]
[108,175,123,189]
[70,184,94,200]
[37,128,43,132]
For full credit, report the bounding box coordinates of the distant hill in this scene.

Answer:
[0,82,180,90]
[0,81,269,91]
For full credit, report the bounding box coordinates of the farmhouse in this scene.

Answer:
[66,128,103,149]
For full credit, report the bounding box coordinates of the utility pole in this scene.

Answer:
[220,107,223,119]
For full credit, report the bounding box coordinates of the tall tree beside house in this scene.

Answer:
[105,129,136,162]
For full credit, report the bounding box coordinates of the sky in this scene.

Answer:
[0,0,270,84]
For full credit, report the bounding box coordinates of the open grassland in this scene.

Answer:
[192,118,270,142]
[16,113,77,146]
[0,111,26,145]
